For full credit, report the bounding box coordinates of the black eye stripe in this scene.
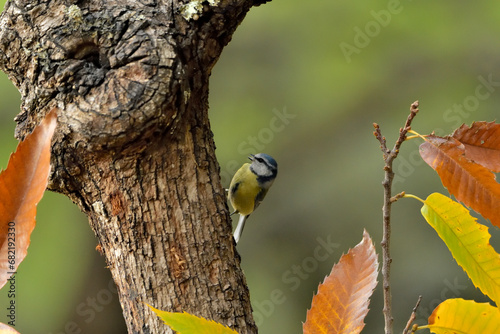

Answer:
[253,155,277,171]
[256,157,273,169]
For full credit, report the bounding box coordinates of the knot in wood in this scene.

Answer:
[1,3,180,150]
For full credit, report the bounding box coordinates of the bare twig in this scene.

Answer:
[373,101,420,334]
[390,191,406,203]
[402,296,422,334]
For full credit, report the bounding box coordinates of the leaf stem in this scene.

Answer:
[373,100,420,334]
[407,130,427,141]
[403,193,425,204]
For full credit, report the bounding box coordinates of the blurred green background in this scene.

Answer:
[1,0,500,333]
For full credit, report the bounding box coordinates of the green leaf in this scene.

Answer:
[421,193,500,304]
[421,298,500,334]
[147,304,239,334]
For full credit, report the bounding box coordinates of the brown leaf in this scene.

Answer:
[0,108,57,288]
[303,230,378,334]
[452,121,500,172]
[419,134,500,227]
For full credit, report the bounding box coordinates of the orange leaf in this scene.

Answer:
[452,121,500,172]
[0,323,19,333]
[303,230,378,334]
[0,108,57,288]
[419,134,500,228]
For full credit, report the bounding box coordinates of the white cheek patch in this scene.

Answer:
[252,162,273,176]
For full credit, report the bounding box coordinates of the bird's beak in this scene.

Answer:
[248,154,255,161]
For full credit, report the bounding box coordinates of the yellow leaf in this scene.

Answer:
[421,193,500,305]
[421,298,500,334]
[303,230,379,334]
[148,305,238,334]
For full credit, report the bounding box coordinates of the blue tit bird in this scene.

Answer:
[229,153,278,243]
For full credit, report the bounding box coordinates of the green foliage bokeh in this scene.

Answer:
[1,0,500,333]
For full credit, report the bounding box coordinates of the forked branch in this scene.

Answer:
[373,101,419,334]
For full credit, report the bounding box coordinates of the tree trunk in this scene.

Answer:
[0,0,270,332]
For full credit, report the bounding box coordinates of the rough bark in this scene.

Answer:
[0,0,268,332]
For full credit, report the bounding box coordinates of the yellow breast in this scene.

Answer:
[229,163,261,216]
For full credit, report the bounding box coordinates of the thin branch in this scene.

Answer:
[394,101,419,152]
[373,122,389,159]
[373,100,420,334]
[390,191,406,203]
[402,296,422,334]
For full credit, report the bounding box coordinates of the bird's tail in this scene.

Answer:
[233,214,248,244]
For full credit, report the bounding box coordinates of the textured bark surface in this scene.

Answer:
[0,0,267,332]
